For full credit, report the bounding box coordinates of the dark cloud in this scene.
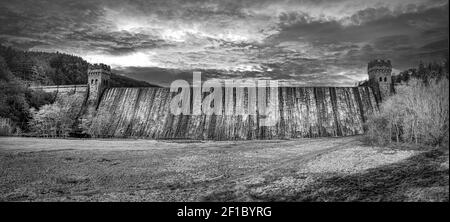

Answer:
[0,0,448,85]
[373,35,411,50]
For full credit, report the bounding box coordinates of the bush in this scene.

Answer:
[0,79,55,131]
[364,113,392,146]
[28,93,84,137]
[365,78,449,147]
[26,89,56,110]
[0,118,14,136]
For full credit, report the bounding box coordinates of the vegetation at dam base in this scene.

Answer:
[27,94,85,138]
[365,78,449,147]
[0,68,56,133]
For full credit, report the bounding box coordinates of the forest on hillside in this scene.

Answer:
[0,45,154,87]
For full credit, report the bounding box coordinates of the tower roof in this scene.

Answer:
[88,63,111,72]
[368,59,392,70]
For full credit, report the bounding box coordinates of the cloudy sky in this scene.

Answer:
[0,0,448,86]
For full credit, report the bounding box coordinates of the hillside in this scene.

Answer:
[0,45,157,87]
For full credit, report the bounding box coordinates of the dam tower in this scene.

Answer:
[87,63,111,104]
[368,59,392,100]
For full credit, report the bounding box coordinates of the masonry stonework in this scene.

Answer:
[368,59,392,100]
[28,61,384,139]
[87,63,111,104]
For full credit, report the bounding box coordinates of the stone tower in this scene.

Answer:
[368,59,392,100]
[87,63,111,104]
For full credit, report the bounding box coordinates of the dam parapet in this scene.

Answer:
[29,84,87,94]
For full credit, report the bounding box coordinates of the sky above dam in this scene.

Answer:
[0,0,448,86]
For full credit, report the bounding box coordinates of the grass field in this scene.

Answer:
[0,136,448,202]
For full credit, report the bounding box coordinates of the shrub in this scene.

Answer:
[0,118,14,136]
[365,78,449,147]
[26,88,56,110]
[364,113,391,146]
[28,93,84,137]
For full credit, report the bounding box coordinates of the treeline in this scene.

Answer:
[392,60,449,84]
[0,45,154,87]
[0,45,88,85]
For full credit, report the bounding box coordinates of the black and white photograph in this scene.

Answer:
[0,0,448,212]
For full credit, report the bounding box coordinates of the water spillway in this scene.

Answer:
[89,86,378,140]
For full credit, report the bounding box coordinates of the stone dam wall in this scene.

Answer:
[88,86,379,140]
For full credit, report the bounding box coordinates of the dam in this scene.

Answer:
[88,86,379,140]
[31,60,392,140]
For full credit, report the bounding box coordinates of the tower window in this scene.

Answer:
[384,77,387,82]
[95,79,98,84]
[379,77,382,82]
[91,79,94,84]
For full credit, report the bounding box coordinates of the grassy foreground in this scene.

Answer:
[0,136,448,202]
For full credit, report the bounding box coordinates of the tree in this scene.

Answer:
[365,78,449,146]
[28,93,84,137]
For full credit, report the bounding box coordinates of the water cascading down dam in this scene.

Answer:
[88,85,379,140]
